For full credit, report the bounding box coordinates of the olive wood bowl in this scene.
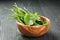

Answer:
[16,16,50,37]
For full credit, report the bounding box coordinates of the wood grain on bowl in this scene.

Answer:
[16,16,50,37]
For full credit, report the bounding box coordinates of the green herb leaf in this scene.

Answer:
[43,22,48,26]
[24,13,33,25]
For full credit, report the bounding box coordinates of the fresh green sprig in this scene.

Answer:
[8,3,48,26]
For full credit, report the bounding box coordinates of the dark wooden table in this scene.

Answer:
[0,0,60,40]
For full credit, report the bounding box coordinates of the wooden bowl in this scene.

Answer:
[16,16,50,37]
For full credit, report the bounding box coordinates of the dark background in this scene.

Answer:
[0,0,60,40]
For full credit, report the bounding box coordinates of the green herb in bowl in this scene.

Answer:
[8,3,48,26]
